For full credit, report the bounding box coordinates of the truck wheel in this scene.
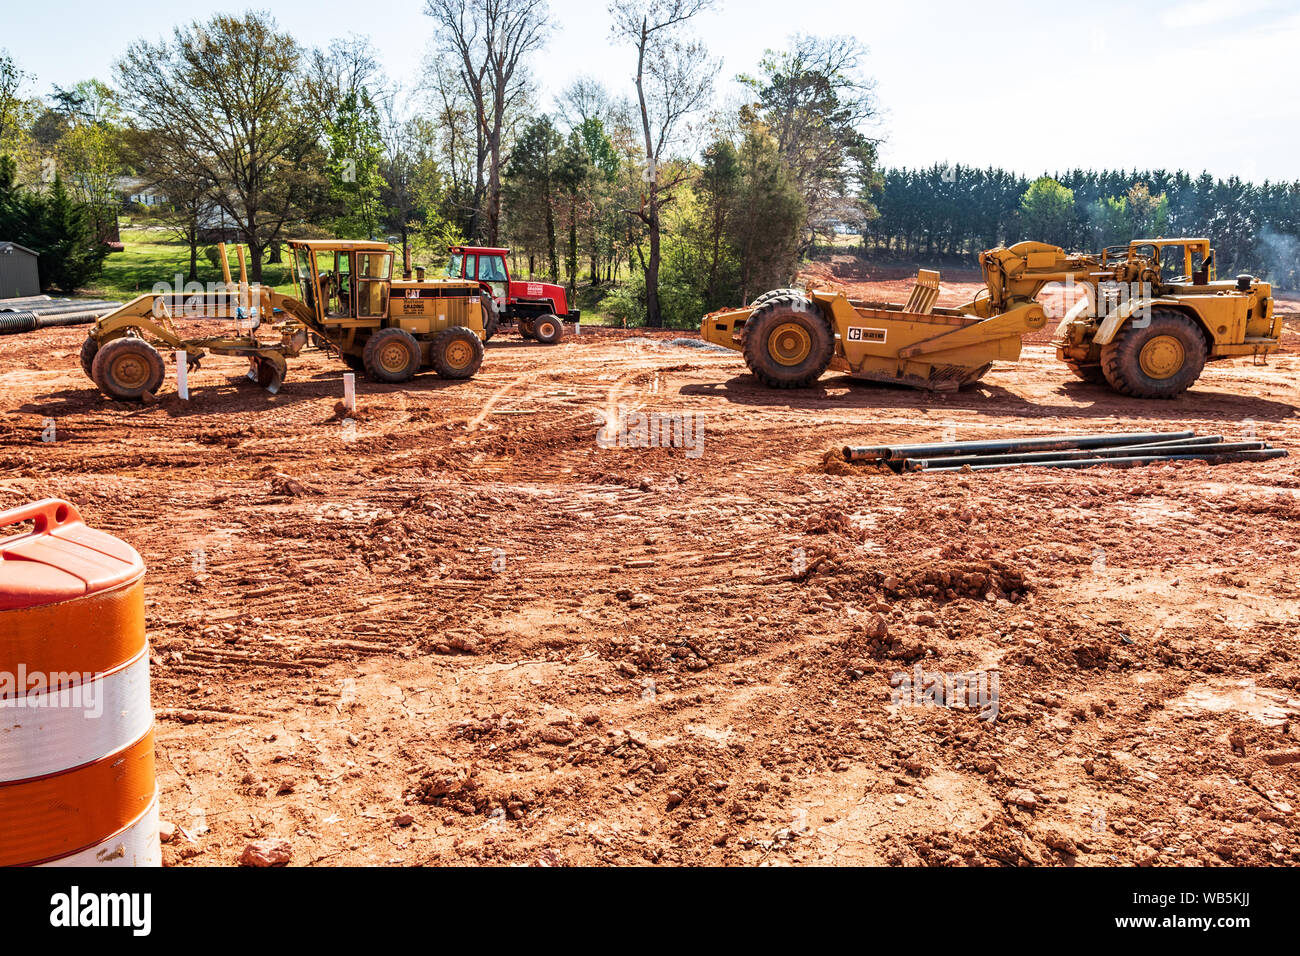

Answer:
[1063,361,1107,385]
[430,327,484,379]
[91,336,166,401]
[741,294,834,388]
[1100,309,1206,399]
[749,287,805,310]
[519,318,536,340]
[481,295,500,341]
[532,314,564,344]
[79,334,100,379]
[362,328,421,383]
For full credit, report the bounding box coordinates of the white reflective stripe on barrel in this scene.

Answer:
[0,647,153,782]
[40,792,161,867]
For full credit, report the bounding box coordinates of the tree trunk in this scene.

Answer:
[646,188,662,328]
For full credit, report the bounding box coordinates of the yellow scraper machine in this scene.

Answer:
[701,238,1282,399]
[79,239,490,401]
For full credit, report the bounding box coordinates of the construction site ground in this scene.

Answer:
[3,263,1300,867]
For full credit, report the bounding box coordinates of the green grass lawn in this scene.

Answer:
[85,227,296,301]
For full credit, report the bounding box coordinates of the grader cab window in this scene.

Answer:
[321,251,354,318]
[294,247,317,313]
[356,252,393,318]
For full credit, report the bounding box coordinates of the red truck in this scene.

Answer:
[446,246,578,345]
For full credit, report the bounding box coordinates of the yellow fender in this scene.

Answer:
[1093,297,1163,345]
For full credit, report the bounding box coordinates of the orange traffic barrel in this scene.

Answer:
[0,498,159,866]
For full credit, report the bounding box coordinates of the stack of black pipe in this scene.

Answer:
[0,296,122,335]
[842,431,1287,473]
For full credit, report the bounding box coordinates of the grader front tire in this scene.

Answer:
[363,328,421,383]
[79,334,100,379]
[741,295,834,388]
[430,327,484,379]
[90,336,166,401]
[1100,309,1207,399]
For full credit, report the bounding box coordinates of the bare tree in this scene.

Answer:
[424,0,550,245]
[740,35,880,248]
[609,0,718,327]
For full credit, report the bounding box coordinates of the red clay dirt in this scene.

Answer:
[2,284,1299,866]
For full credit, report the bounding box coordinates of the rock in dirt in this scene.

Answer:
[1005,788,1038,808]
[239,839,292,867]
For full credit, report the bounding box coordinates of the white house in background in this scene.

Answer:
[117,176,167,208]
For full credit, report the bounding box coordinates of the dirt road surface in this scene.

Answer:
[2,297,1299,866]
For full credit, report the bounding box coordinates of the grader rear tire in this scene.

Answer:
[1100,309,1206,399]
[741,294,834,388]
[362,328,421,383]
[430,327,484,379]
[519,318,536,340]
[481,295,500,341]
[91,336,166,401]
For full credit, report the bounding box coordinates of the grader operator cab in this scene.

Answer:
[79,239,490,401]
[293,240,488,383]
[702,237,1280,399]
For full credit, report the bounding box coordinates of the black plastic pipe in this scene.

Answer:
[904,437,1240,471]
[923,448,1287,472]
[844,430,1195,462]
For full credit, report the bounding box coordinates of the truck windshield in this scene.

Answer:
[447,254,462,277]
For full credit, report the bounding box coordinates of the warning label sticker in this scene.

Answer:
[846,327,887,343]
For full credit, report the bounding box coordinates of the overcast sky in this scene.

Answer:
[5,0,1297,181]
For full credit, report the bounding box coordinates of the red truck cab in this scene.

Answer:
[446,246,578,344]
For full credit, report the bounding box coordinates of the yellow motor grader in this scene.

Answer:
[701,238,1280,399]
[80,240,491,401]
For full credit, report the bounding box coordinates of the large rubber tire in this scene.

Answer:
[91,336,166,401]
[518,318,536,340]
[342,353,366,373]
[79,334,100,380]
[741,294,835,388]
[532,313,564,345]
[430,327,484,379]
[481,295,500,341]
[749,287,805,310]
[362,328,421,383]
[1063,360,1107,385]
[1100,308,1207,399]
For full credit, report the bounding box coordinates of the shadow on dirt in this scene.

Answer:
[682,372,1300,425]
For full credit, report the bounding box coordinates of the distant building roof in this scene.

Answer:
[0,242,38,258]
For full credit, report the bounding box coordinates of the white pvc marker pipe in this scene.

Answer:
[343,372,356,412]
[175,351,189,400]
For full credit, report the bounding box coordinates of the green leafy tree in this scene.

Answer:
[2,171,108,292]
[1019,177,1076,246]
[116,12,326,281]
[327,89,386,238]
[503,117,563,279]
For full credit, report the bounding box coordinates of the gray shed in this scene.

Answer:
[0,242,40,299]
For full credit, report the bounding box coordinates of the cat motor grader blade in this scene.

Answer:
[79,242,309,401]
[80,240,492,401]
[700,269,1048,391]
